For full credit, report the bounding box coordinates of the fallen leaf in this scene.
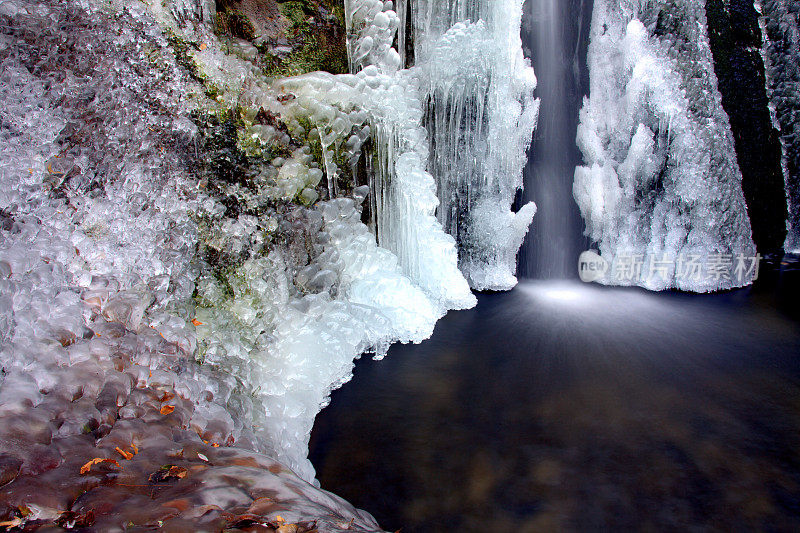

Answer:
[197,453,209,462]
[148,465,188,483]
[56,509,95,528]
[131,443,139,454]
[191,318,203,326]
[162,499,190,512]
[80,458,121,474]
[115,446,134,460]
[199,42,207,50]
[159,391,176,402]
[160,405,175,415]
[181,505,222,520]
[0,517,22,528]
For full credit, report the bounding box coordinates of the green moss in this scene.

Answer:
[280,1,314,31]
[261,34,347,78]
[165,30,205,82]
[215,9,257,41]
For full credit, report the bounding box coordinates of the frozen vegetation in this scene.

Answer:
[757,0,800,253]
[574,0,757,291]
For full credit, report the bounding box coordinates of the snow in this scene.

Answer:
[574,0,757,292]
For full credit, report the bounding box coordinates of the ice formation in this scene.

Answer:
[757,0,800,253]
[347,0,539,291]
[0,0,543,501]
[574,0,757,291]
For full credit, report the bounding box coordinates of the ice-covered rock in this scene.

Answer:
[0,0,477,501]
[574,0,757,291]
[757,0,800,253]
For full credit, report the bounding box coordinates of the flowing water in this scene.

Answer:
[517,0,592,279]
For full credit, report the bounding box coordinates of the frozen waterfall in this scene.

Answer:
[574,0,757,292]
[348,0,539,291]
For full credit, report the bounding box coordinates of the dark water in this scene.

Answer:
[310,266,800,532]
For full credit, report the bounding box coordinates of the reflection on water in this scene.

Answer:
[310,273,800,532]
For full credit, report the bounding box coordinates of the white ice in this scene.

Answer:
[574,0,757,291]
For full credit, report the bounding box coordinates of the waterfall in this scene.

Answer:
[518,0,593,279]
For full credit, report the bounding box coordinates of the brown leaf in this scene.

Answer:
[162,499,190,512]
[148,465,188,483]
[56,509,95,528]
[160,405,175,415]
[0,517,22,528]
[159,391,176,402]
[80,458,121,474]
[191,318,204,326]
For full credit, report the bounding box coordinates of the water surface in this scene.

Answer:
[310,271,800,531]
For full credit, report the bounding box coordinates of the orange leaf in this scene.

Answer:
[131,443,139,455]
[80,458,121,474]
[199,43,207,50]
[115,447,134,460]
[191,318,203,326]
[160,405,175,415]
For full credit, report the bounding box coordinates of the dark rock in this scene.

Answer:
[0,455,22,487]
[706,0,788,253]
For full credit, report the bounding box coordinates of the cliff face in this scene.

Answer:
[757,0,800,252]
[214,0,348,76]
[705,0,788,254]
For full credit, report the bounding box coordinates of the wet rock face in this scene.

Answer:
[705,0,788,254]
